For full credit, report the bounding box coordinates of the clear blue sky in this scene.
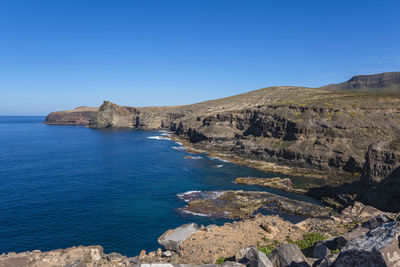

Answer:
[1,0,399,115]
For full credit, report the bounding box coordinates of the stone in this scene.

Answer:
[206,225,218,231]
[107,252,124,262]
[312,242,330,259]
[238,246,273,267]
[157,248,163,256]
[268,244,309,267]
[320,236,347,251]
[235,247,252,261]
[158,223,199,251]
[341,225,369,243]
[139,250,147,259]
[361,214,393,230]
[162,250,174,257]
[333,221,400,266]
[90,247,103,261]
[260,223,271,233]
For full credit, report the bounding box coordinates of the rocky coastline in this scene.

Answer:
[29,72,400,266]
[2,201,399,266]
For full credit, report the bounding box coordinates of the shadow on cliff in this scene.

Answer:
[307,166,400,213]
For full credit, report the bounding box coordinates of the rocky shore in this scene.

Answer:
[2,202,399,266]
[234,177,307,194]
[178,190,332,219]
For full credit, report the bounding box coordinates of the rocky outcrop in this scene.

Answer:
[45,106,98,125]
[89,101,188,129]
[239,247,273,267]
[312,140,400,212]
[333,221,400,266]
[268,244,309,267]
[361,140,400,185]
[178,190,334,219]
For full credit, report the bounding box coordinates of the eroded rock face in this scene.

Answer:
[333,221,400,267]
[358,140,400,212]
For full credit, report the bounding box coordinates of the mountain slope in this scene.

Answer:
[321,72,400,92]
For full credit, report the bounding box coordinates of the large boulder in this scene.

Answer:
[333,221,400,266]
[158,223,199,252]
[312,242,330,259]
[268,244,309,267]
[238,247,273,267]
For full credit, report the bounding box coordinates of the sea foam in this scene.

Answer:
[147,136,170,140]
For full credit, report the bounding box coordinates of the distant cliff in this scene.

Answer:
[321,71,400,92]
[45,106,98,125]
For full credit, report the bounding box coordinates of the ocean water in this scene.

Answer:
[0,116,320,256]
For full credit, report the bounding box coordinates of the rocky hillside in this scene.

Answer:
[45,106,98,125]
[45,73,400,211]
[89,87,400,177]
[321,72,400,92]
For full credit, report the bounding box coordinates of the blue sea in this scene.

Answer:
[0,116,320,256]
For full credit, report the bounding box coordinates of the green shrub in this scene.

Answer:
[258,240,280,255]
[216,257,225,264]
[289,232,327,250]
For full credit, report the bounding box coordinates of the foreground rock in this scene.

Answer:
[3,202,399,266]
[333,221,400,266]
[45,106,98,125]
[179,190,333,219]
[158,223,199,252]
[239,247,273,267]
[268,244,309,267]
[0,245,134,267]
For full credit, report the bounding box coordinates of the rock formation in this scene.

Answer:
[45,106,98,125]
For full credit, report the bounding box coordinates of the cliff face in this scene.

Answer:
[358,140,400,211]
[45,106,98,125]
[89,87,400,177]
